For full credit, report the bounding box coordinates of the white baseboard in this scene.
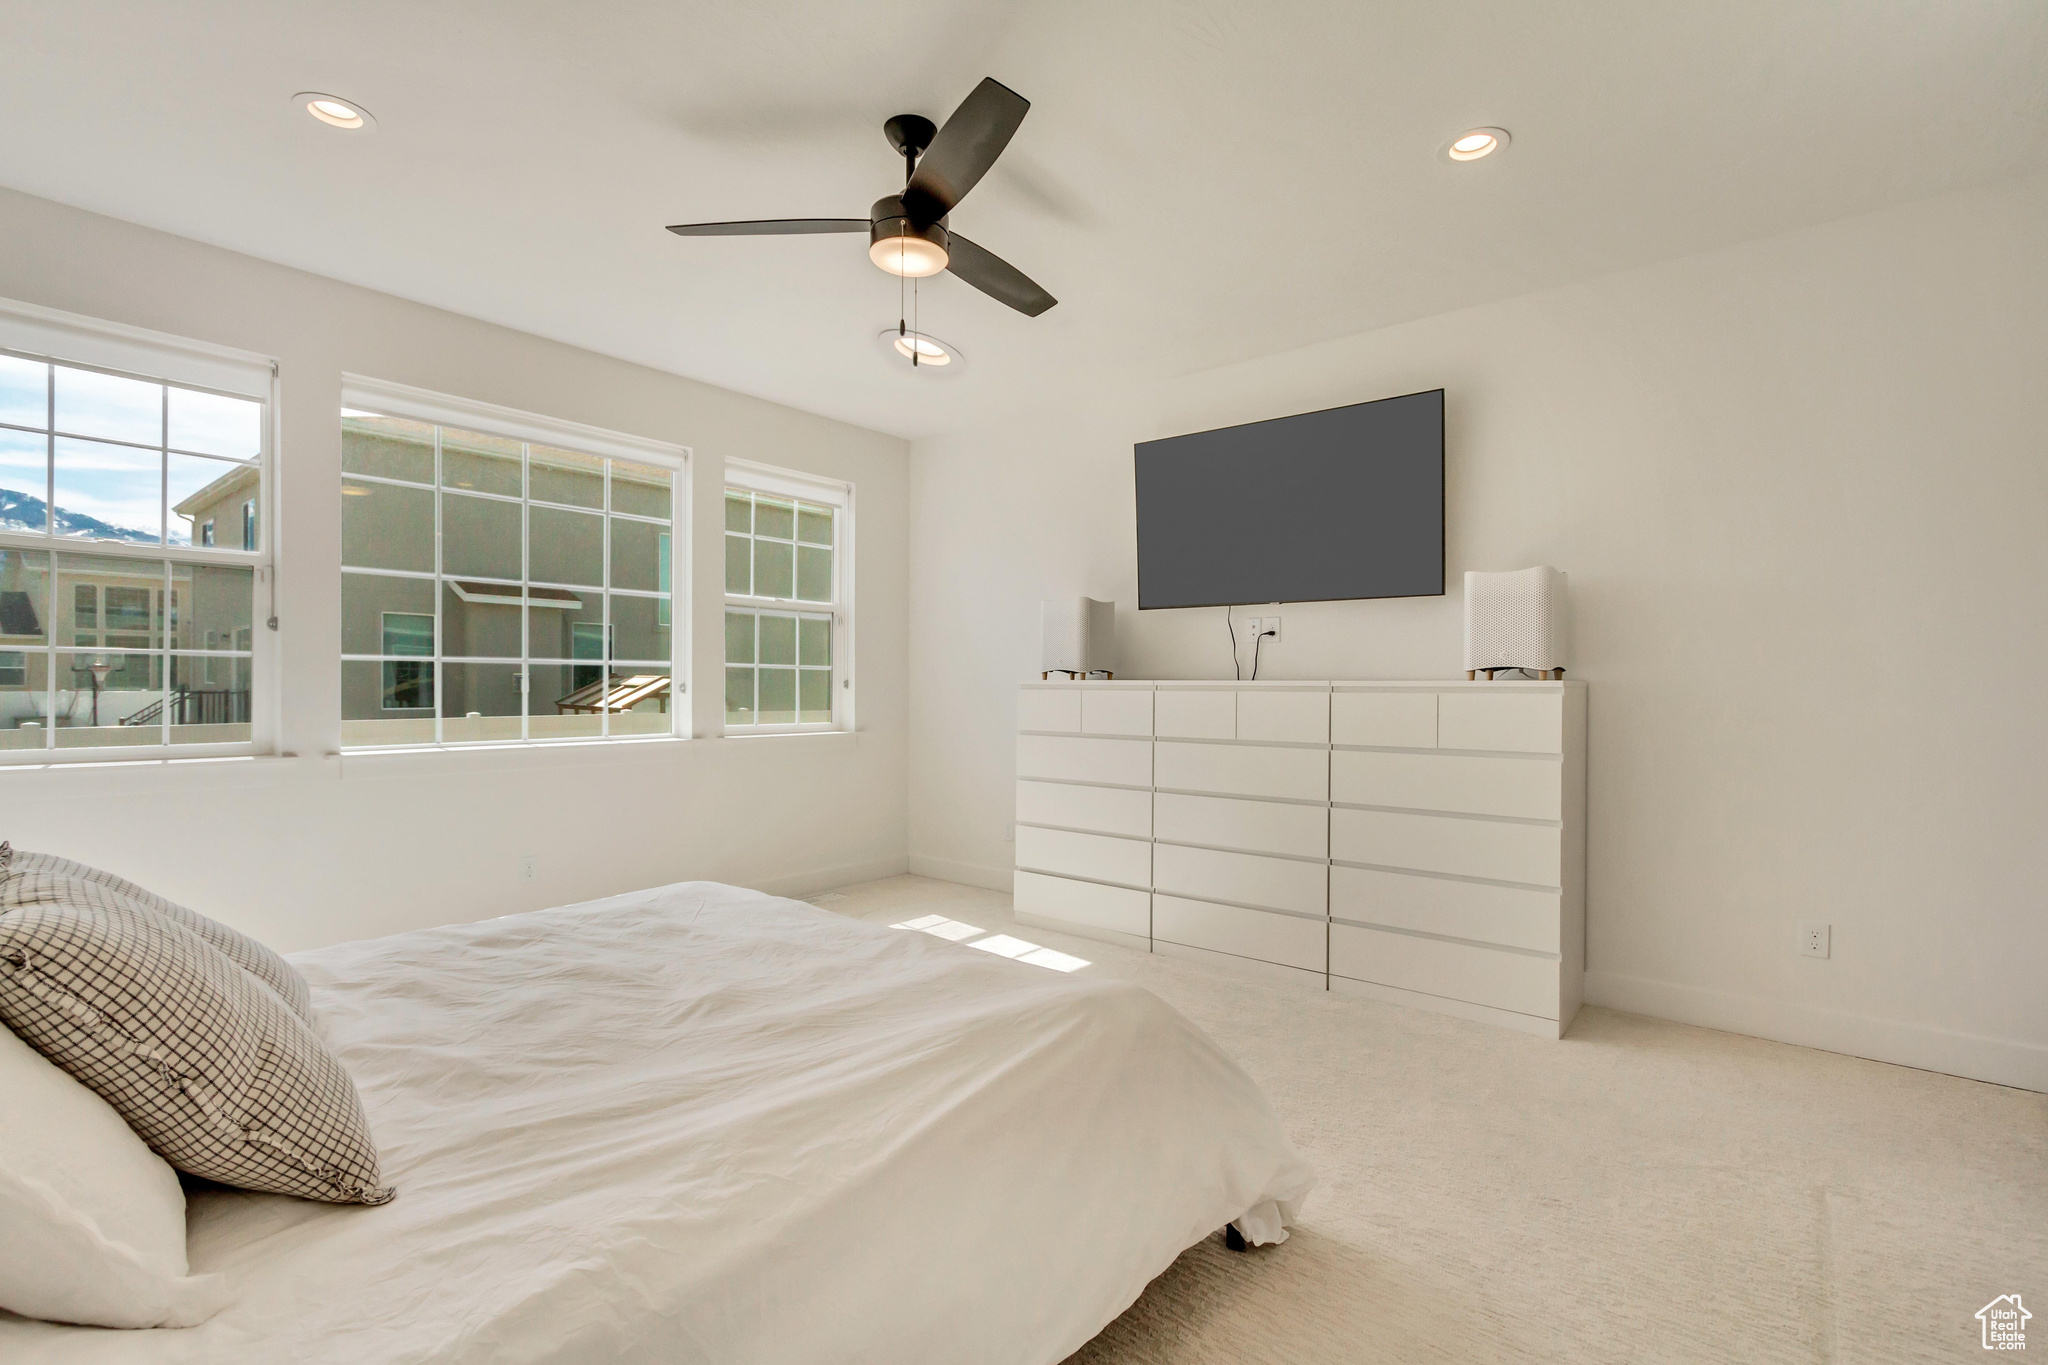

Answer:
[1584,969,2048,1093]
[748,854,910,902]
[906,852,1013,893]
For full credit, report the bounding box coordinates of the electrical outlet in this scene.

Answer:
[1799,921,1830,959]
[1260,614,1281,643]
[518,855,537,883]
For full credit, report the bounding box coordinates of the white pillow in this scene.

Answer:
[0,1023,230,1329]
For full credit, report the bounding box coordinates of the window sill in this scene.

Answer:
[0,752,295,793]
[719,725,849,739]
[330,734,693,781]
[0,748,266,771]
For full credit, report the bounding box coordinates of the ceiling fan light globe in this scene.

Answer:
[870,234,949,277]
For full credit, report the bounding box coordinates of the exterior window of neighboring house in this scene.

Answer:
[242,499,256,551]
[0,315,269,759]
[723,462,852,732]
[380,612,433,710]
[570,620,608,692]
[337,381,686,748]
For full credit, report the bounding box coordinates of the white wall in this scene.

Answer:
[908,173,2048,1091]
[0,187,910,951]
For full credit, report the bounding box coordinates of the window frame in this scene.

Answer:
[0,296,276,765]
[722,458,854,736]
[336,375,691,752]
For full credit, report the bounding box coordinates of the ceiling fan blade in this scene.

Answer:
[903,78,1029,223]
[665,219,866,236]
[945,233,1056,317]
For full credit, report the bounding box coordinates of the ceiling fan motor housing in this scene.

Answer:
[869,196,950,275]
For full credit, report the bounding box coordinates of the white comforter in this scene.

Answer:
[1,882,1313,1364]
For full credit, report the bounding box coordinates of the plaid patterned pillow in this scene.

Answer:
[0,843,314,1024]
[0,872,393,1205]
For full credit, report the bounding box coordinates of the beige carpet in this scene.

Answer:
[823,876,2047,1364]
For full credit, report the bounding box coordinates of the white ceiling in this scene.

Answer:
[3,1,2045,440]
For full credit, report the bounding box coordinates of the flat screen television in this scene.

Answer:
[1134,388,1444,609]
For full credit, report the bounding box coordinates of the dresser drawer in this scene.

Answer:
[1015,734,1151,787]
[1017,687,1082,733]
[1436,691,1563,754]
[1152,843,1325,917]
[1013,872,1149,939]
[1154,688,1235,740]
[1015,826,1151,888]
[1330,865,1560,952]
[1015,780,1152,839]
[1153,791,1327,859]
[1235,689,1328,744]
[1153,741,1328,802]
[1331,691,1436,748]
[1331,807,1560,887]
[1331,749,1561,820]
[1154,895,1326,973]
[1081,688,1153,737]
[1330,922,1559,1019]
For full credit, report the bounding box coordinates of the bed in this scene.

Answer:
[0,881,1314,1364]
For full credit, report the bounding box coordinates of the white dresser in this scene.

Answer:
[1013,679,1587,1038]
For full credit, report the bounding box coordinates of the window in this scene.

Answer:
[570,620,607,691]
[0,319,268,758]
[380,612,433,710]
[723,462,851,732]
[337,379,686,748]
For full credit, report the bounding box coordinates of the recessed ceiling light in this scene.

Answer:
[874,327,963,372]
[892,333,951,365]
[295,92,375,132]
[1443,127,1509,162]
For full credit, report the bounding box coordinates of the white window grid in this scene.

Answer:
[0,346,269,761]
[339,417,680,746]
[722,461,852,734]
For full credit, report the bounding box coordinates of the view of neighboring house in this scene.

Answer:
[336,413,673,745]
[0,533,253,746]
[173,460,259,553]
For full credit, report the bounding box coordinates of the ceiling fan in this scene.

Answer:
[666,77,1057,318]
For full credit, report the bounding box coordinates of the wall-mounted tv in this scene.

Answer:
[1134,388,1444,609]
